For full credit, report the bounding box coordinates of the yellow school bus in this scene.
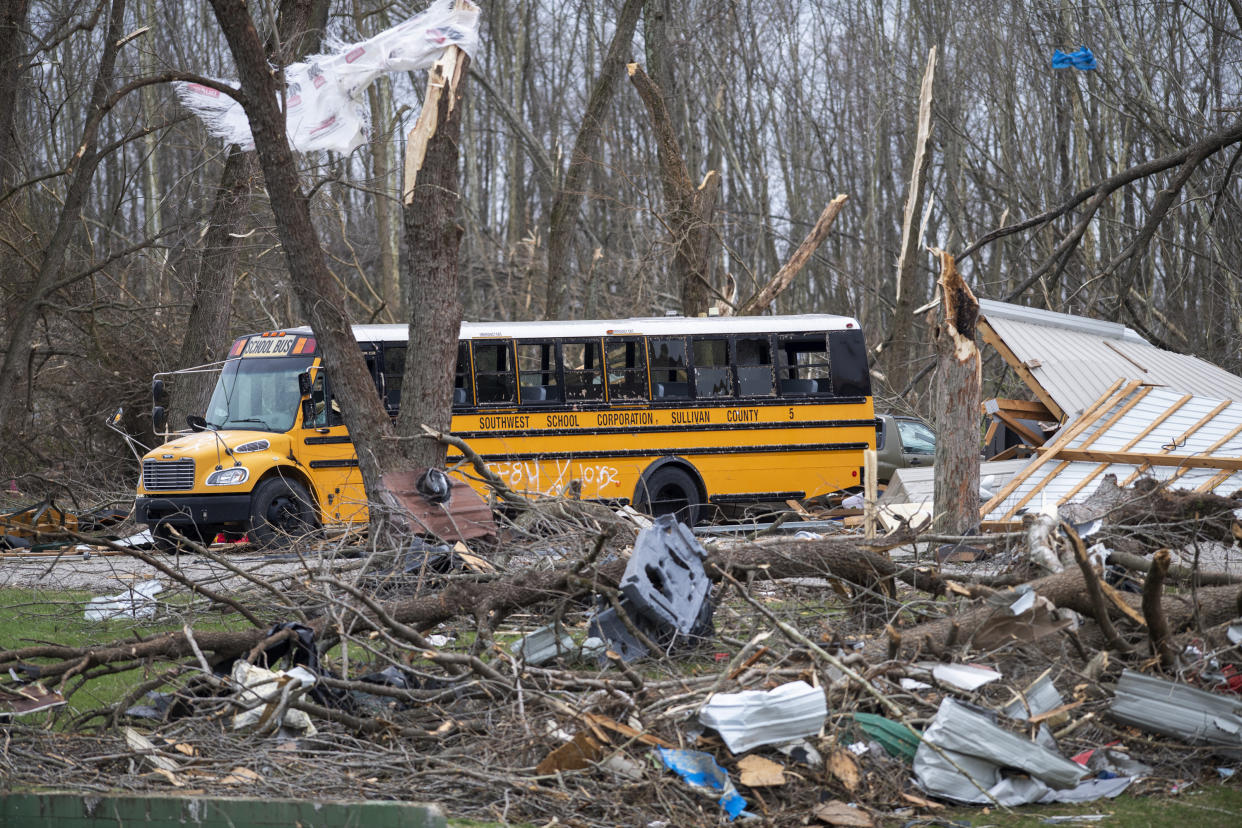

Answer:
[135,314,876,545]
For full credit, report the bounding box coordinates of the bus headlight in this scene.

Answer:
[206,467,250,486]
[234,439,270,453]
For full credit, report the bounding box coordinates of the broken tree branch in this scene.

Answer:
[734,195,849,316]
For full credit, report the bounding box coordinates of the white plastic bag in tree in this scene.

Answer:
[178,0,479,153]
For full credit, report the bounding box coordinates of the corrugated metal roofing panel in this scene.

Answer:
[978,299,1242,418]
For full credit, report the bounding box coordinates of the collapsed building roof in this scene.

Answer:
[977,299,1242,422]
[980,380,1242,523]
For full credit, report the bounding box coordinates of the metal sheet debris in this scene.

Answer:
[914,697,1091,805]
[1110,668,1242,748]
[510,624,574,666]
[381,467,497,542]
[699,680,826,754]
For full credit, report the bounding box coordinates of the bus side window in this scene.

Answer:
[734,336,775,396]
[563,340,604,401]
[829,329,872,397]
[691,337,733,397]
[517,341,561,403]
[472,341,516,404]
[454,342,473,407]
[648,337,691,399]
[382,345,405,412]
[605,337,647,401]
[777,334,832,395]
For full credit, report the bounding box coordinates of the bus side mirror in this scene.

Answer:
[152,406,167,432]
[301,398,313,424]
[152,378,167,406]
[298,371,313,397]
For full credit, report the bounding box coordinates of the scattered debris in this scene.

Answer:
[698,680,827,753]
[84,579,163,620]
[0,682,65,718]
[1110,669,1242,749]
[510,623,575,665]
[924,663,1002,692]
[381,467,497,542]
[656,747,747,820]
[914,697,1134,806]
[229,661,318,736]
[589,514,714,661]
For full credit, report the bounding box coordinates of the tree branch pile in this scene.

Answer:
[1,479,1240,826]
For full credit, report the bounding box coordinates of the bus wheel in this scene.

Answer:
[637,466,701,525]
[248,478,317,548]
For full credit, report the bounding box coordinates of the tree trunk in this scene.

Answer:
[544,0,643,318]
[396,32,471,469]
[207,0,399,530]
[930,249,980,535]
[0,0,127,435]
[626,63,718,316]
[168,0,330,428]
[0,0,30,193]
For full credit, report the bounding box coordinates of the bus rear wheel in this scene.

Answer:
[636,466,701,525]
[248,478,317,549]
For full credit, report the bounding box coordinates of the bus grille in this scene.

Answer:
[143,459,196,491]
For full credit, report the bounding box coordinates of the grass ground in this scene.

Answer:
[947,783,1242,826]
[0,586,247,714]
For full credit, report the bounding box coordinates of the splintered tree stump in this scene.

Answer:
[929,250,981,535]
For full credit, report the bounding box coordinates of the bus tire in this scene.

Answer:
[636,466,702,525]
[248,478,317,549]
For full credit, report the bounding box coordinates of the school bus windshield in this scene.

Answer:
[205,356,314,433]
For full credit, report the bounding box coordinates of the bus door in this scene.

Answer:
[298,366,366,524]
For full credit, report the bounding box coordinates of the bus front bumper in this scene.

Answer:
[135,495,252,527]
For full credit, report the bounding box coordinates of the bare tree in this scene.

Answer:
[167,0,330,430]
[205,0,404,530]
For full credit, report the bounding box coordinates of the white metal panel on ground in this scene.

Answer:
[978,299,1242,419]
[981,384,1242,521]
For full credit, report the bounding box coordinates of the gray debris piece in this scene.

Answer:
[589,514,715,661]
[619,514,710,634]
[698,680,827,754]
[587,606,651,662]
[509,624,574,666]
[1110,669,1242,748]
[914,697,1090,805]
[1003,673,1064,720]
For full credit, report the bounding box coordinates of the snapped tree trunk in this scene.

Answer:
[544,0,643,317]
[930,249,980,535]
[880,46,936,395]
[207,0,400,533]
[396,9,471,470]
[168,0,330,428]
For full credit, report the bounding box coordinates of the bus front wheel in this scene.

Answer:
[636,466,702,525]
[248,478,317,548]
